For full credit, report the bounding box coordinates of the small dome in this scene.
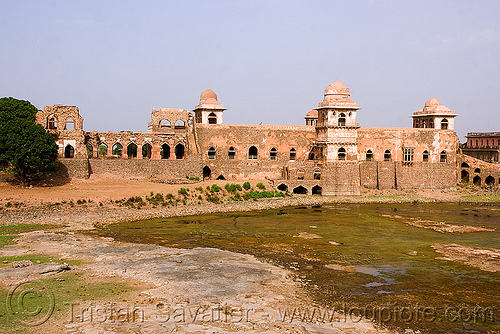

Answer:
[325,81,348,93]
[425,97,441,106]
[306,109,318,117]
[200,89,217,101]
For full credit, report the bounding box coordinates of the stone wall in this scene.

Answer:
[57,159,90,179]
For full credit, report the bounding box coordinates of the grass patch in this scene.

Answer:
[0,254,82,268]
[0,224,59,248]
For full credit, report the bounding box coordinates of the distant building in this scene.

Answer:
[462,132,500,163]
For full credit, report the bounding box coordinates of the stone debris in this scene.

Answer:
[12,260,33,268]
[294,232,323,239]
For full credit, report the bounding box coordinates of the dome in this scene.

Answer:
[325,81,348,94]
[425,97,441,106]
[200,89,217,101]
[306,109,318,117]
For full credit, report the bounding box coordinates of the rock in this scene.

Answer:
[309,225,317,229]
[3,260,8,264]
[12,260,33,268]
[329,241,344,246]
[36,260,41,264]
[406,251,418,256]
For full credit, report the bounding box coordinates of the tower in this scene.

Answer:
[411,97,458,130]
[315,81,361,161]
[193,89,226,125]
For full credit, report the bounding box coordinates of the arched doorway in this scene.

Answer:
[461,162,470,168]
[203,166,211,179]
[142,143,152,159]
[277,184,288,191]
[293,186,307,194]
[312,185,322,195]
[161,144,170,159]
[473,176,481,186]
[461,170,469,183]
[98,143,108,157]
[112,143,123,157]
[64,145,74,158]
[175,144,185,159]
[216,175,226,180]
[485,176,495,186]
[127,143,137,158]
[248,146,258,159]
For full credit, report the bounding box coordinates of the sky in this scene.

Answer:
[1,1,499,142]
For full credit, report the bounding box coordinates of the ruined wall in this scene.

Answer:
[458,155,500,187]
[56,159,90,179]
[88,154,203,179]
[196,124,317,179]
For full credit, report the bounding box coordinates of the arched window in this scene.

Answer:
[289,148,296,161]
[366,149,373,161]
[160,119,171,128]
[312,185,322,195]
[228,147,235,159]
[175,120,185,129]
[64,145,74,158]
[112,143,123,157]
[338,147,346,160]
[48,116,57,129]
[423,150,429,162]
[440,150,447,163]
[248,146,258,159]
[127,143,137,158]
[485,176,495,186]
[270,148,277,160]
[313,170,321,180]
[85,143,93,158]
[461,170,469,183]
[441,118,449,130]
[297,169,305,180]
[338,113,346,127]
[473,176,481,186]
[461,162,470,168]
[474,168,481,173]
[175,143,185,159]
[208,113,217,124]
[384,150,391,161]
[161,143,170,159]
[98,143,108,157]
[142,143,152,159]
[208,147,216,159]
[65,118,74,130]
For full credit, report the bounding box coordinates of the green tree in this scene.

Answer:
[0,97,59,186]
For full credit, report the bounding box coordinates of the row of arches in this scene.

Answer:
[207,146,298,161]
[80,143,186,159]
[48,115,75,130]
[159,119,186,129]
[461,171,498,187]
[413,118,449,130]
[358,149,447,162]
[276,184,322,195]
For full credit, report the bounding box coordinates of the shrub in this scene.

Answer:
[256,182,266,190]
[243,181,251,190]
[178,188,189,197]
[210,184,221,192]
[195,186,203,192]
[206,194,220,204]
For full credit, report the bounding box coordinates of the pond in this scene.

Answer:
[97,203,500,333]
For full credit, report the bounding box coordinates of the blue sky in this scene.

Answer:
[1,1,499,141]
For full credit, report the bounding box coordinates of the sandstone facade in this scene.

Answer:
[35,82,500,195]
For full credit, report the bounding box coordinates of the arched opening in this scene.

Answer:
[384,150,391,161]
[313,170,321,180]
[308,152,315,160]
[175,143,185,159]
[64,145,74,158]
[160,119,171,128]
[98,143,108,157]
[216,175,226,180]
[270,147,277,160]
[228,147,235,159]
[297,169,305,180]
[142,143,152,159]
[461,162,470,168]
[203,166,211,179]
[312,185,322,195]
[366,149,373,161]
[248,146,258,160]
[277,184,288,191]
[208,113,217,124]
[85,143,93,158]
[289,148,296,161]
[127,143,137,158]
[293,186,308,194]
[208,146,216,159]
[48,116,58,129]
[161,144,170,159]
[174,120,185,129]
[461,170,469,183]
[423,150,429,162]
[473,176,481,186]
[338,147,346,160]
[65,118,74,130]
[440,151,447,163]
[485,176,495,186]
[474,168,481,173]
[338,113,346,127]
[441,118,449,130]
[112,143,123,157]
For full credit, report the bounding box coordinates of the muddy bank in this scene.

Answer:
[431,243,500,272]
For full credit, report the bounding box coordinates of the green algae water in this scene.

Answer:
[97,203,500,333]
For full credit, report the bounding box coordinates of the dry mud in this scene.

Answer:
[431,243,500,273]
